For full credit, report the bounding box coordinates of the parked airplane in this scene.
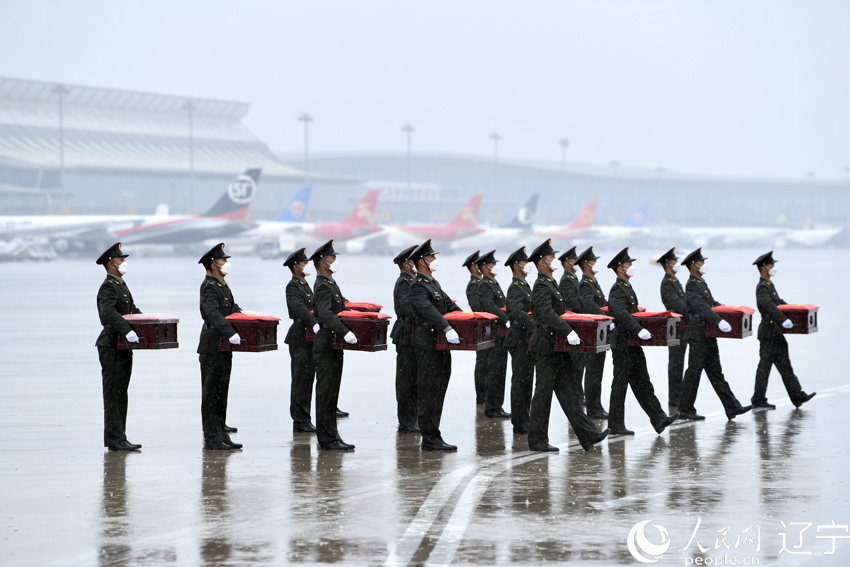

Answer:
[448,194,539,251]
[303,189,382,244]
[386,194,484,249]
[534,200,598,240]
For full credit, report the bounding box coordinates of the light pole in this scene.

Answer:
[51,84,69,210]
[298,113,313,185]
[558,138,569,172]
[490,132,501,193]
[402,123,414,222]
[182,100,197,213]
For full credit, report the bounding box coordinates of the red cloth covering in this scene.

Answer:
[123,313,180,321]
[226,311,281,322]
[562,312,613,321]
[712,304,756,315]
[338,310,392,320]
[778,304,819,311]
[344,301,383,311]
[601,306,646,312]
[444,311,499,320]
[632,311,683,318]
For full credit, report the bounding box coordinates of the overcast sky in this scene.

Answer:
[1,0,848,179]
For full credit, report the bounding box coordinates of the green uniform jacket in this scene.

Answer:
[756,277,788,340]
[558,271,583,313]
[683,275,721,341]
[505,276,535,349]
[528,273,574,355]
[479,276,510,325]
[313,274,350,352]
[197,275,241,354]
[466,276,483,311]
[660,273,688,315]
[579,274,608,315]
[284,276,319,346]
[96,274,142,347]
[390,272,415,346]
[608,278,645,349]
[410,273,461,349]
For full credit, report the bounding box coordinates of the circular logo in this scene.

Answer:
[627,520,670,563]
[517,207,534,225]
[227,175,256,205]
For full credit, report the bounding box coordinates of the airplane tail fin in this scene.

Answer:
[273,186,311,222]
[502,194,539,228]
[153,203,169,216]
[341,189,379,225]
[566,200,597,231]
[203,168,261,219]
[448,194,482,227]
[621,202,648,227]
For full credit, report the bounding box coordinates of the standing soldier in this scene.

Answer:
[606,247,679,436]
[504,247,536,434]
[410,239,463,450]
[310,240,358,451]
[197,243,243,450]
[526,239,609,452]
[95,242,142,452]
[677,248,752,421]
[751,251,816,409]
[476,250,511,418]
[463,250,485,405]
[658,247,688,408]
[283,248,319,433]
[558,246,587,407]
[391,245,420,433]
[577,246,610,419]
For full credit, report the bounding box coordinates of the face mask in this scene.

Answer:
[545,259,559,273]
[520,263,530,276]
[428,258,439,272]
[698,264,707,275]
[407,261,417,273]
[299,263,312,278]
[489,266,499,276]
[768,268,777,277]
[670,264,680,274]
[219,261,231,276]
[329,258,340,273]
[116,260,128,275]
[625,266,636,278]
[591,263,600,274]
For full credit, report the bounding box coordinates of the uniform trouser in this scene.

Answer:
[474,351,486,404]
[528,352,599,447]
[314,349,345,447]
[485,338,509,412]
[752,335,804,404]
[583,351,606,412]
[395,344,418,428]
[667,342,687,405]
[288,344,316,425]
[678,338,742,414]
[98,346,133,447]
[199,352,232,444]
[508,344,534,429]
[415,347,452,446]
[609,345,667,429]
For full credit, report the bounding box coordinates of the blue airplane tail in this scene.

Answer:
[502,194,539,228]
[273,186,311,222]
[622,202,649,227]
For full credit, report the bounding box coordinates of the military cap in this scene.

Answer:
[682,248,707,267]
[658,247,678,264]
[283,247,309,268]
[528,239,558,263]
[558,246,578,263]
[393,245,418,265]
[504,246,528,267]
[462,250,481,268]
[607,247,637,270]
[575,246,601,266]
[409,239,439,261]
[309,239,339,261]
[198,242,230,264]
[753,250,777,266]
[475,249,498,266]
[96,242,129,265]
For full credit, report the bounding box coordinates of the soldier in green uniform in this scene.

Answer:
[95,242,143,452]
[410,239,463,450]
[504,247,536,434]
[677,248,752,421]
[283,247,318,433]
[526,239,609,452]
[391,245,420,433]
[463,250,486,405]
[606,247,679,436]
[310,240,358,451]
[476,250,512,418]
[751,251,816,409]
[197,243,243,450]
[577,246,610,419]
[558,246,588,407]
[658,247,688,408]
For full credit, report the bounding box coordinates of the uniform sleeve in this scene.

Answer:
[757,283,787,324]
[287,282,319,327]
[661,279,688,314]
[506,286,535,331]
[97,283,133,336]
[479,281,510,324]
[201,283,237,337]
[687,282,722,325]
[533,283,572,336]
[395,280,415,320]
[609,285,643,335]
[314,284,350,335]
[579,282,606,315]
[410,281,451,331]
[466,282,481,311]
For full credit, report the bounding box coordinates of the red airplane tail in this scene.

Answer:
[448,194,482,228]
[341,189,379,226]
[566,200,597,231]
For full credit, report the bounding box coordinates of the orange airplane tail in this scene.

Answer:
[448,194,482,227]
[566,200,597,231]
[341,189,379,225]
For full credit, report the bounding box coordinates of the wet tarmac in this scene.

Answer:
[2,249,849,566]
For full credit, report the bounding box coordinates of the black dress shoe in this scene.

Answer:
[726,405,753,420]
[204,441,232,451]
[653,413,679,434]
[513,425,529,434]
[336,408,349,418]
[752,400,776,410]
[223,425,238,434]
[609,427,635,436]
[421,440,457,451]
[587,409,609,419]
[223,438,243,449]
[320,440,355,451]
[124,440,142,449]
[484,408,511,419]
[293,422,317,433]
[678,411,706,421]
[793,392,816,408]
[581,428,610,451]
[529,442,559,452]
[107,440,139,452]
[398,425,421,434]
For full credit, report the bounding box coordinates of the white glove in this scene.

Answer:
[609,322,615,331]
[505,321,512,329]
[125,330,139,343]
[445,329,461,344]
[312,323,321,333]
[718,320,732,333]
[637,328,652,340]
[344,331,358,344]
[229,333,241,345]
[567,330,581,345]
[782,319,794,329]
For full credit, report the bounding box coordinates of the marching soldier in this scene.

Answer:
[577,246,610,419]
[527,239,609,452]
[95,242,142,452]
[504,247,536,434]
[391,245,420,433]
[558,246,587,407]
[751,251,816,409]
[677,248,752,421]
[658,247,688,408]
[283,248,318,433]
[410,239,463,450]
[606,247,679,436]
[463,250,485,405]
[310,240,358,451]
[476,250,511,418]
[198,243,243,450]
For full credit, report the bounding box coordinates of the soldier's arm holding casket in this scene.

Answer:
[533,283,573,336]
[201,283,237,338]
[661,278,688,314]
[609,285,644,335]
[757,281,788,325]
[479,281,510,324]
[287,283,319,328]
[410,282,452,333]
[687,282,722,326]
[507,285,535,332]
[314,284,351,336]
[579,282,606,315]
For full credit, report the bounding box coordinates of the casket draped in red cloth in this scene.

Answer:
[344,301,383,312]
[556,312,613,353]
[437,311,497,351]
[628,311,682,346]
[221,311,280,352]
[706,305,754,339]
[776,304,819,334]
[332,310,391,351]
[118,313,180,350]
